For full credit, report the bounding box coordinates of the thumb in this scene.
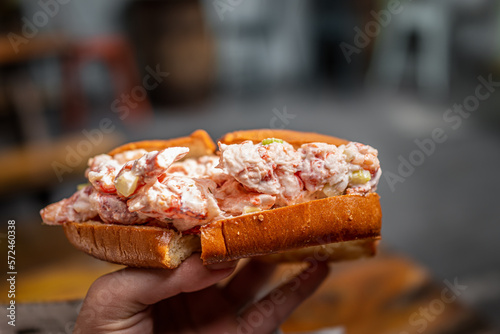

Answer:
[75,255,237,330]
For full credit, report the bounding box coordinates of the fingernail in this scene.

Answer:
[206,260,238,271]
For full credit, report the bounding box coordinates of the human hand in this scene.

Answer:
[74,255,329,334]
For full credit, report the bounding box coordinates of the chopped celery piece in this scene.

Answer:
[261,138,283,145]
[243,206,262,214]
[115,173,139,197]
[349,170,371,184]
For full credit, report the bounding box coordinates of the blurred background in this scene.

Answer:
[1,0,500,333]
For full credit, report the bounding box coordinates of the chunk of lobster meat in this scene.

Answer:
[298,143,349,194]
[40,186,97,225]
[342,142,380,174]
[219,141,303,204]
[214,178,276,216]
[167,155,222,178]
[113,149,148,164]
[86,154,123,193]
[89,191,149,225]
[127,175,221,231]
[114,147,189,197]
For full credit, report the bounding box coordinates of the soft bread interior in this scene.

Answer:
[164,232,202,268]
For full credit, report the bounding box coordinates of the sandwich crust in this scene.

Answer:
[108,129,216,158]
[220,129,349,148]
[51,129,382,268]
[63,221,201,269]
[200,193,381,264]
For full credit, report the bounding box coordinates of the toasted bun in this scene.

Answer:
[220,129,349,149]
[63,221,200,269]
[55,129,382,268]
[108,129,216,158]
[200,193,381,264]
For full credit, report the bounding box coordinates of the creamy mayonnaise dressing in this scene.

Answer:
[219,141,381,206]
[41,139,381,232]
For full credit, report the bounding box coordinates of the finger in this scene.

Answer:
[82,255,238,319]
[222,260,277,310]
[239,261,329,334]
[206,260,239,271]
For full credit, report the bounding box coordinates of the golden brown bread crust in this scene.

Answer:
[50,129,381,268]
[200,193,381,264]
[220,129,349,149]
[108,129,216,159]
[211,129,380,264]
[63,221,201,269]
